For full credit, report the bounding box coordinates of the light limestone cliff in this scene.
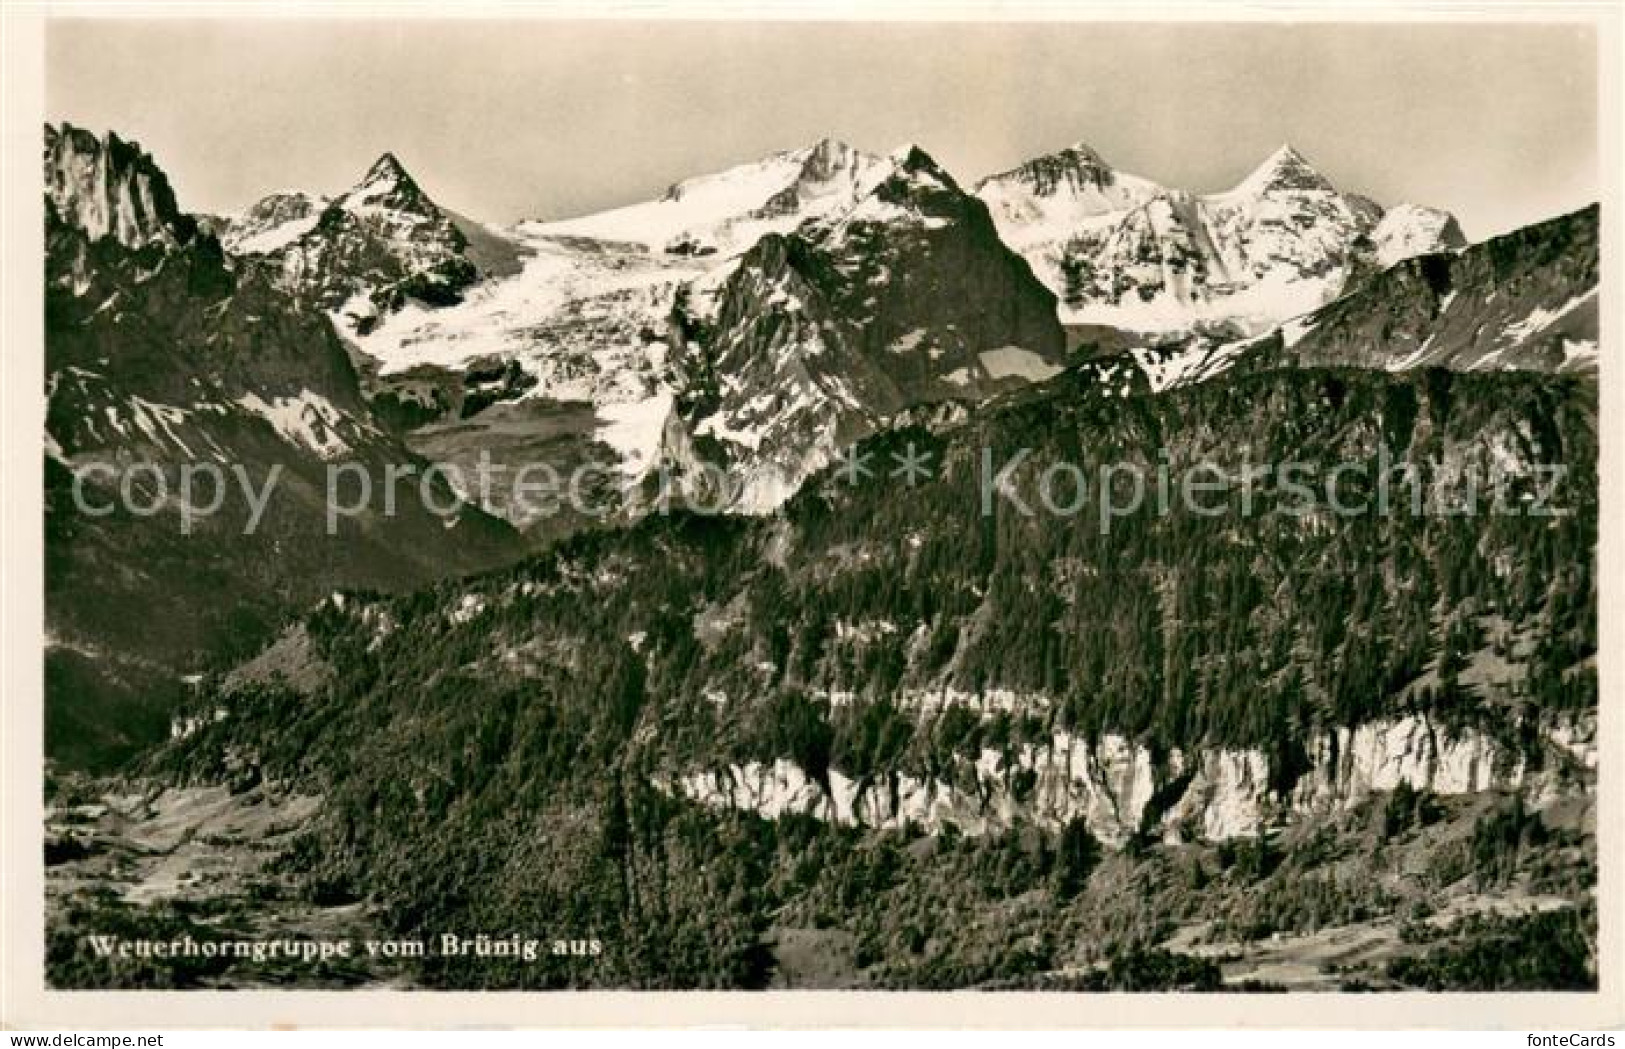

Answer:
[666,712,1594,845]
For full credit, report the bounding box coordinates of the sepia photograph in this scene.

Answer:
[3,2,1619,1032]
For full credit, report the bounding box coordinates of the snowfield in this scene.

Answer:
[522,138,884,255]
[357,236,702,383]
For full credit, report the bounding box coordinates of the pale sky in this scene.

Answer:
[46,18,1598,240]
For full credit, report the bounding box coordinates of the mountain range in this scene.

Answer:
[42,121,1600,991]
[193,132,1591,521]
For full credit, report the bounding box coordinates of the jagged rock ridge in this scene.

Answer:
[44,122,197,249]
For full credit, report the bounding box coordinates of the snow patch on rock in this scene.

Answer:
[978,346,1063,382]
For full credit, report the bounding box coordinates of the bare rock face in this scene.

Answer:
[44,123,198,249]
[669,712,1593,846]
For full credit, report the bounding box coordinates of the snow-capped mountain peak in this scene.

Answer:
[1224,143,1335,197]
[795,136,867,182]
[981,141,1119,198]
[653,138,876,206]
[1369,203,1468,267]
[974,142,1165,255]
[752,138,885,224]
[220,190,329,255]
